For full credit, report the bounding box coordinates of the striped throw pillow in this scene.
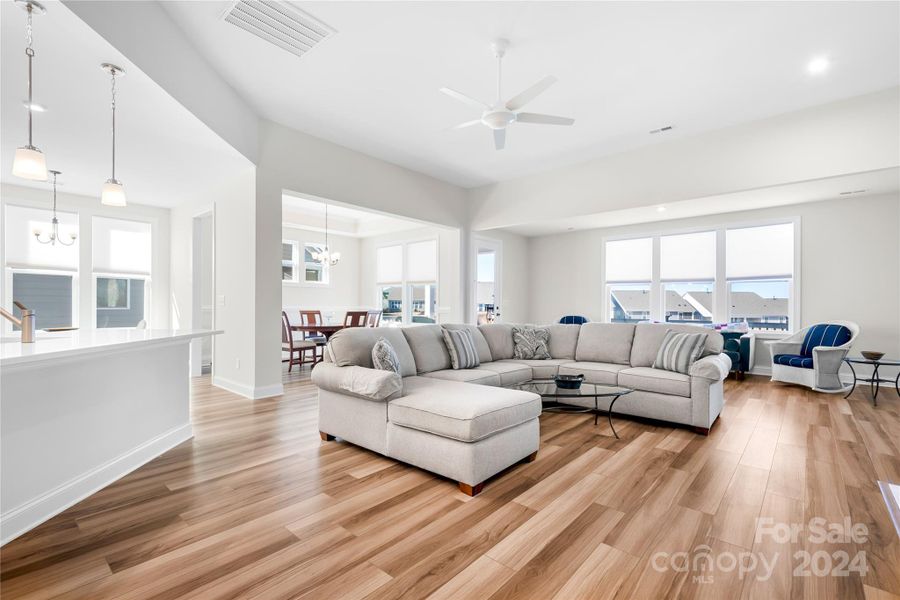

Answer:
[653,330,708,375]
[442,328,480,369]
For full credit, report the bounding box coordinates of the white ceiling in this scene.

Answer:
[283,193,429,237]
[163,1,900,188]
[0,0,250,208]
[500,168,900,236]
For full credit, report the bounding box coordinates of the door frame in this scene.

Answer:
[191,208,215,377]
[470,236,502,324]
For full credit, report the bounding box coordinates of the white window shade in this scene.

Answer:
[660,231,716,281]
[376,244,403,283]
[4,205,79,270]
[406,239,437,281]
[92,216,152,275]
[726,223,794,279]
[605,237,652,282]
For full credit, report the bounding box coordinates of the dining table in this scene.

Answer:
[290,323,345,341]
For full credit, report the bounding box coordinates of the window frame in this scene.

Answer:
[281,240,300,284]
[601,217,801,333]
[3,266,80,334]
[302,241,330,286]
[375,237,439,325]
[92,272,151,328]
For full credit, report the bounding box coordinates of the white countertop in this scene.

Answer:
[0,329,222,367]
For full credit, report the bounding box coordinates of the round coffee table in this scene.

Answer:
[843,356,900,405]
[508,380,633,439]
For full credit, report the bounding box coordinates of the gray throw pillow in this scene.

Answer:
[442,328,480,369]
[653,330,708,375]
[372,337,401,373]
[512,326,551,360]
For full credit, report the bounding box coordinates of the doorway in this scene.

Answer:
[191,211,214,376]
[472,237,502,324]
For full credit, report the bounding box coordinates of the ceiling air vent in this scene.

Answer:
[222,0,335,58]
[649,125,674,134]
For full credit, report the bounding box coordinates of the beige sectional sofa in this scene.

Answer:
[312,322,730,495]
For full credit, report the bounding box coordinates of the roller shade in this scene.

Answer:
[726,223,794,280]
[660,231,716,281]
[4,205,79,270]
[92,216,152,275]
[376,244,402,283]
[605,237,652,282]
[406,239,437,281]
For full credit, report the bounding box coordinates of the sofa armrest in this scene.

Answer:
[690,353,732,381]
[812,346,849,375]
[311,363,403,402]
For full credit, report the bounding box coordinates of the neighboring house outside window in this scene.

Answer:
[92,216,152,328]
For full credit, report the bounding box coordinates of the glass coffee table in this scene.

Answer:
[843,356,900,405]
[507,380,633,439]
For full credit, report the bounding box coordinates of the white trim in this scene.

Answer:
[212,375,283,400]
[0,423,192,546]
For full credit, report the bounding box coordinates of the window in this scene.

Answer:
[303,242,329,284]
[726,223,793,331]
[3,205,79,331]
[605,237,651,323]
[376,240,438,325]
[282,241,298,282]
[92,217,151,328]
[603,221,797,331]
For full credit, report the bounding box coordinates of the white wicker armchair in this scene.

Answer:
[767,321,859,393]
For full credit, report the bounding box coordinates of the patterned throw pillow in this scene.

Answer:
[653,330,708,375]
[371,337,401,373]
[512,326,551,360]
[442,328,480,369]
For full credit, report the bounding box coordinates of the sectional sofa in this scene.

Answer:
[312,322,730,495]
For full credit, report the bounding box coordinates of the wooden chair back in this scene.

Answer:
[299,310,323,339]
[281,311,293,348]
[343,310,368,328]
[366,310,382,328]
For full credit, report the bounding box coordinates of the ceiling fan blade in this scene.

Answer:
[493,128,506,150]
[516,112,575,126]
[505,76,558,111]
[439,87,489,110]
[451,119,482,130]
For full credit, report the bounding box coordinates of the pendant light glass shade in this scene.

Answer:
[12,146,47,180]
[101,179,126,207]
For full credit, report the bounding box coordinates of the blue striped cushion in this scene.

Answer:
[559,315,589,325]
[442,328,480,369]
[773,354,814,369]
[800,324,851,357]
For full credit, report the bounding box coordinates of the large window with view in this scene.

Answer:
[604,220,797,331]
[92,217,151,328]
[376,240,438,325]
[376,244,404,324]
[3,204,79,331]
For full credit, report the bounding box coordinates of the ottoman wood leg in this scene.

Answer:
[523,451,538,463]
[319,431,335,441]
[458,482,485,496]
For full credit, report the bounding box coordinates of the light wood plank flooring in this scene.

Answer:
[2,370,899,599]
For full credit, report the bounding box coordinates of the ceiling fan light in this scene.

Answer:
[12,146,48,180]
[101,179,127,207]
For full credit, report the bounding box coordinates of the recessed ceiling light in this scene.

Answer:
[807,56,830,75]
[656,206,666,212]
[22,101,46,112]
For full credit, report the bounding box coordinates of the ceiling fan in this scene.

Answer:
[440,39,574,150]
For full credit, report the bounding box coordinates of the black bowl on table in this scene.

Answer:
[555,374,584,389]
[861,351,885,361]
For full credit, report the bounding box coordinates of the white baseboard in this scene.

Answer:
[212,375,283,400]
[1,423,192,546]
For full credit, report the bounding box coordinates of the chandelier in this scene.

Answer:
[311,201,341,266]
[34,170,76,246]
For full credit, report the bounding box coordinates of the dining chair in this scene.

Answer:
[366,310,382,328]
[343,310,368,328]
[282,311,316,372]
[299,309,327,362]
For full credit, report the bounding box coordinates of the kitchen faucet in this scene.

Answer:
[0,301,36,343]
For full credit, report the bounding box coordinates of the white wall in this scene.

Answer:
[281,227,360,320]
[358,226,462,324]
[469,88,900,230]
[1,183,170,330]
[525,193,900,371]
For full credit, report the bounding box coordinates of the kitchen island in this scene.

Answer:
[0,329,220,545]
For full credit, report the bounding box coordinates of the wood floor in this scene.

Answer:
[2,369,899,599]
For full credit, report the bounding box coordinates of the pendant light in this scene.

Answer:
[311,201,341,266]
[100,63,126,206]
[11,0,48,181]
[34,170,76,246]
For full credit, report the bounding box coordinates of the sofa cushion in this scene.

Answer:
[630,323,724,368]
[773,354,814,369]
[800,324,852,357]
[575,323,635,365]
[498,358,575,379]
[326,327,417,377]
[403,324,452,374]
[512,326,551,360]
[442,328,481,369]
[479,323,516,360]
[442,324,493,364]
[653,331,708,375]
[618,367,691,398]
[547,324,581,359]
[421,368,501,386]
[390,377,541,442]
[559,362,629,385]
[477,361,533,385]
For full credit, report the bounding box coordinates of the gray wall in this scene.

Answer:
[12,273,74,330]
[96,279,145,328]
